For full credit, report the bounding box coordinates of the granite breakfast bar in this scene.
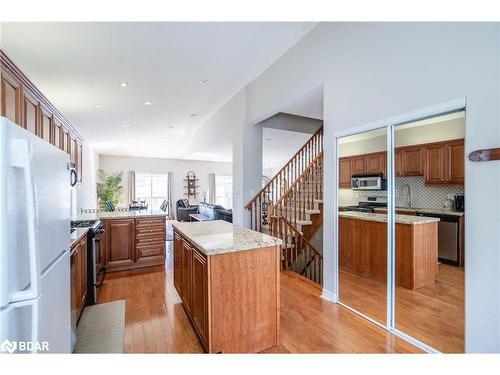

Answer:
[339,211,440,290]
[172,220,282,353]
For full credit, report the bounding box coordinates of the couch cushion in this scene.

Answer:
[198,202,224,220]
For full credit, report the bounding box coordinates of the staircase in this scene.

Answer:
[245,127,323,285]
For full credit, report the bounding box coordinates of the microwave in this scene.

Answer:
[351,173,384,190]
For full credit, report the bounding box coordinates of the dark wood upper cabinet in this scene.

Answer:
[396,146,423,177]
[425,139,464,185]
[366,152,386,176]
[447,140,465,184]
[339,158,352,189]
[1,70,21,123]
[1,50,85,180]
[104,219,136,268]
[22,88,40,136]
[350,156,366,174]
[41,106,53,144]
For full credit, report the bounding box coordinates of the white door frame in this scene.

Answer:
[332,97,466,353]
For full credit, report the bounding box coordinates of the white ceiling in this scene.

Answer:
[1,22,316,159]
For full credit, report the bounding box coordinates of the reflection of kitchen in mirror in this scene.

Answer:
[337,127,388,326]
[394,111,465,353]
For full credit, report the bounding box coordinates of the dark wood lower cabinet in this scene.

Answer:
[102,216,166,272]
[71,235,87,324]
[173,228,280,353]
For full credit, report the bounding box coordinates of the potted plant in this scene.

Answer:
[96,170,124,211]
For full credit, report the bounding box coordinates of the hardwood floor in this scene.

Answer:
[339,264,464,353]
[97,242,422,353]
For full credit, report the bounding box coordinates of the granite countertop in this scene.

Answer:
[373,207,465,217]
[76,209,168,221]
[172,220,283,256]
[70,227,88,248]
[339,211,440,225]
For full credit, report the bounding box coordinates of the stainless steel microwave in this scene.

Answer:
[351,173,384,190]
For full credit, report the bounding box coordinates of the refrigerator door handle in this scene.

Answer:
[9,139,41,303]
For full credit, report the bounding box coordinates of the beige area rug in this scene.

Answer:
[74,300,125,353]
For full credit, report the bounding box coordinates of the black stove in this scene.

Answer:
[342,196,387,213]
[71,219,100,230]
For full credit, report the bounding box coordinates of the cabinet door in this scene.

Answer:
[79,237,88,309]
[425,144,446,184]
[41,107,53,144]
[180,239,193,313]
[395,149,404,177]
[447,140,464,184]
[402,146,423,176]
[351,156,366,174]
[104,219,135,268]
[339,158,352,188]
[1,70,21,123]
[366,152,386,176]
[22,89,40,135]
[53,120,62,149]
[191,248,208,345]
[70,246,78,324]
[173,231,182,294]
[62,128,70,154]
[70,136,77,163]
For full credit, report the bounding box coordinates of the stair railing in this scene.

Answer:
[272,216,323,285]
[245,126,323,232]
[269,151,323,231]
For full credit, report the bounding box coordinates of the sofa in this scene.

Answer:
[197,202,225,221]
[176,199,199,221]
[214,207,233,223]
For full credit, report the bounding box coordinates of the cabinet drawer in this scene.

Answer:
[136,225,165,235]
[136,217,165,227]
[138,245,164,258]
[137,236,165,246]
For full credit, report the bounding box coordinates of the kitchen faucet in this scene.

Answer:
[401,184,411,208]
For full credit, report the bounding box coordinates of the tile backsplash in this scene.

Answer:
[339,176,464,209]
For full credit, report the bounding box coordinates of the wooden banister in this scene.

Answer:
[245,126,323,233]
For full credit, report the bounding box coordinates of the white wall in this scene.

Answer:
[98,155,232,210]
[75,141,98,212]
[221,23,499,352]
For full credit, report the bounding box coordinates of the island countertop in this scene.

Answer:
[76,209,168,221]
[172,220,282,256]
[339,211,440,225]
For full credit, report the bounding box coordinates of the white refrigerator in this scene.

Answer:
[0,117,71,354]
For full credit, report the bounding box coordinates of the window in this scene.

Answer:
[215,175,232,209]
[135,174,168,210]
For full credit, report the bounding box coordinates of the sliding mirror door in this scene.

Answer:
[337,127,388,325]
[393,111,465,352]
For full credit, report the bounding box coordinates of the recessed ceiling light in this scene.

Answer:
[95,104,102,109]
[119,82,128,88]
[144,101,152,106]
[168,126,174,129]
[200,80,208,85]
[122,124,131,128]
[190,113,197,117]
[265,138,272,141]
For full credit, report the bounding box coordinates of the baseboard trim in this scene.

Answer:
[320,289,337,303]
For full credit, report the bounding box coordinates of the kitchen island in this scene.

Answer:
[172,220,282,353]
[77,210,168,272]
[339,211,439,290]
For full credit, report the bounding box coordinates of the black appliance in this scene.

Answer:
[454,194,464,212]
[341,196,388,213]
[70,219,105,305]
[416,212,460,266]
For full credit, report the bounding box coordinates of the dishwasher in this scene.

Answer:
[416,212,460,266]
